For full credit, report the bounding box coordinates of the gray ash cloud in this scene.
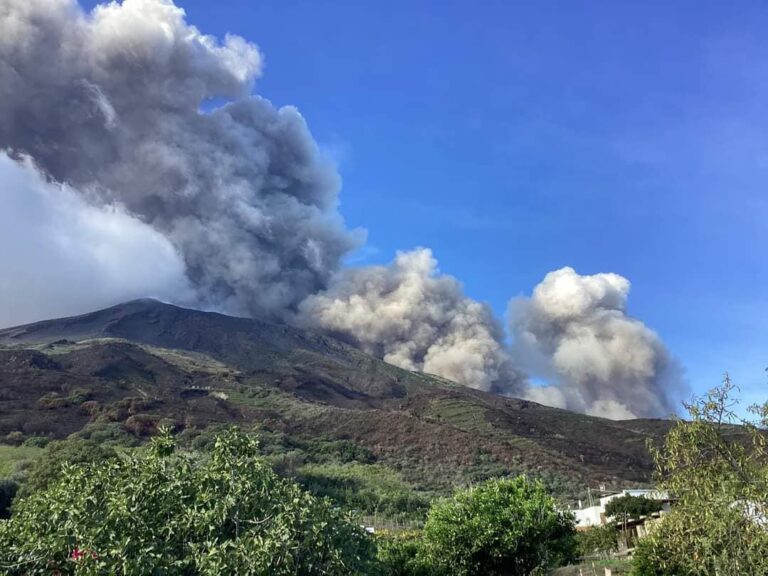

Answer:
[0,0,360,319]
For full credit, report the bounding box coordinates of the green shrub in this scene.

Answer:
[21,436,50,449]
[0,428,375,574]
[420,476,576,576]
[317,439,376,464]
[36,393,69,410]
[73,421,137,446]
[630,517,691,576]
[2,431,24,446]
[376,530,430,576]
[297,463,430,521]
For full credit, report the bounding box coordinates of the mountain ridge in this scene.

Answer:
[0,299,672,499]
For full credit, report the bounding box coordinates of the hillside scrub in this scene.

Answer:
[632,378,768,575]
[0,428,374,575]
[297,462,430,522]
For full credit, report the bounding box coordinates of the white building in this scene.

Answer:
[574,489,672,529]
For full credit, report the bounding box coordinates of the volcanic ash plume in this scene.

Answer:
[299,248,525,393]
[508,267,681,419]
[0,0,360,319]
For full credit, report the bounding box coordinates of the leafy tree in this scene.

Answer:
[576,525,618,557]
[0,428,374,575]
[604,494,663,525]
[632,377,768,576]
[419,476,576,576]
[605,493,663,544]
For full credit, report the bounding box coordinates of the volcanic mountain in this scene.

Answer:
[0,299,671,497]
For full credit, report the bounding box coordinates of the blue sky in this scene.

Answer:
[84,0,767,406]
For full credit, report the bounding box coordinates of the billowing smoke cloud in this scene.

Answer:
[0,152,192,327]
[299,248,525,392]
[0,0,682,416]
[0,0,360,319]
[509,267,681,419]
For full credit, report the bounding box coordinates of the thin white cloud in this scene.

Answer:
[0,153,192,328]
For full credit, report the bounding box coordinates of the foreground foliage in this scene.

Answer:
[632,378,768,576]
[0,428,374,575]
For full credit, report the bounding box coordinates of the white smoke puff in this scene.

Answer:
[509,267,682,419]
[0,153,192,328]
[522,386,568,410]
[586,399,638,420]
[299,248,525,392]
[0,0,361,319]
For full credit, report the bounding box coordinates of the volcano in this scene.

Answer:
[0,299,671,496]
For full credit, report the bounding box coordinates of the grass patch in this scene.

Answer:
[426,398,492,432]
[0,445,43,477]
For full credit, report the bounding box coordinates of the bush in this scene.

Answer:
[376,530,430,576]
[36,393,69,410]
[420,476,576,576]
[0,428,375,574]
[78,400,100,416]
[21,436,50,449]
[2,431,24,446]
[318,439,376,464]
[74,421,137,446]
[123,413,158,436]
